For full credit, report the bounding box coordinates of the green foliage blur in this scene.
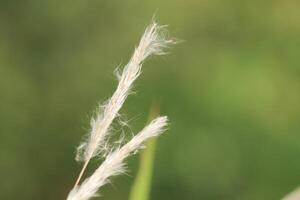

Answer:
[1,0,300,199]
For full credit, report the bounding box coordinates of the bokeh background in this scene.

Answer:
[1,0,300,199]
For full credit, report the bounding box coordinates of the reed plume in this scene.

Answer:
[73,21,174,187]
[67,116,168,200]
[282,187,300,200]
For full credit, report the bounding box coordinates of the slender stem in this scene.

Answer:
[74,159,90,187]
[129,100,160,200]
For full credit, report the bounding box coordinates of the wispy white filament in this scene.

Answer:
[282,187,300,200]
[67,116,168,200]
[76,22,174,162]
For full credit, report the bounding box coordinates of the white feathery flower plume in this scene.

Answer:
[73,21,174,187]
[282,187,300,200]
[67,116,168,200]
[77,22,171,162]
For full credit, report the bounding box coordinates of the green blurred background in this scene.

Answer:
[1,0,300,199]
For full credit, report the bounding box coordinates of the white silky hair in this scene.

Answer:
[282,188,300,200]
[67,116,168,200]
[76,21,174,162]
[67,20,174,199]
